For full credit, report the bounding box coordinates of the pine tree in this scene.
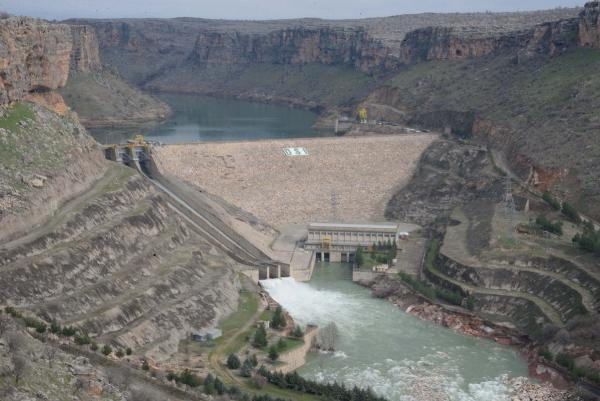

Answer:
[268,345,279,361]
[253,324,268,348]
[292,325,304,338]
[271,306,285,329]
[227,353,241,369]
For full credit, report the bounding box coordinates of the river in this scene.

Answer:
[261,262,530,401]
[89,93,326,144]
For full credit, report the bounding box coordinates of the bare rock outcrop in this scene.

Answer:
[0,17,72,104]
[579,1,600,47]
[69,25,101,73]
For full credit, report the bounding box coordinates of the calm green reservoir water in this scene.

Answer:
[90,94,325,144]
[261,263,529,401]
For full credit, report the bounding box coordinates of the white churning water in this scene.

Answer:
[260,263,530,401]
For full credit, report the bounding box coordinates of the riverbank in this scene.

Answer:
[360,274,581,397]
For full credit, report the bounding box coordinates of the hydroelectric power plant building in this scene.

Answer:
[305,223,400,262]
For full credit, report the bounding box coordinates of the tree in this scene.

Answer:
[142,360,150,371]
[249,353,258,367]
[253,324,268,348]
[271,306,286,330]
[240,359,253,377]
[562,202,580,223]
[102,344,112,356]
[268,345,279,361]
[214,377,225,395]
[126,347,132,356]
[277,338,287,351]
[227,353,241,369]
[292,325,304,338]
[355,247,365,267]
[115,349,124,358]
[90,342,98,352]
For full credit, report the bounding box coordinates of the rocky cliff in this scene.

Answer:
[189,27,396,73]
[579,0,600,47]
[0,18,72,104]
[69,24,101,73]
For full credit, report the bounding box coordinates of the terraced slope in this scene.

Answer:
[432,203,600,337]
[0,164,243,363]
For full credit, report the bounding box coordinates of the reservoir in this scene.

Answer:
[261,263,530,401]
[89,93,325,144]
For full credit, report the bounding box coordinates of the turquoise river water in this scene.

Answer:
[261,263,530,401]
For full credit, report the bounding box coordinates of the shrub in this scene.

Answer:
[249,353,258,367]
[90,342,98,352]
[142,360,150,371]
[277,338,287,351]
[126,347,132,356]
[561,202,580,223]
[555,353,575,370]
[214,377,225,395]
[5,306,20,318]
[227,353,241,369]
[166,372,177,382]
[292,325,304,338]
[253,324,268,348]
[572,224,600,255]
[74,334,91,346]
[50,321,61,334]
[115,349,124,358]
[542,191,561,210]
[240,359,253,377]
[536,215,563,236]
[270,306,285,330]
[61,326,77,337]
[102,344,112,356]
[178,369,201,387]
[268,345,279,361]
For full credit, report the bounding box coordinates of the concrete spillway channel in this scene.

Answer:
[131,155,287,277]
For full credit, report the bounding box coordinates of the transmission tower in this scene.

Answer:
[503,176,517,241]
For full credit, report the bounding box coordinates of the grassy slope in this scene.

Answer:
[388,48,600,216]
[59,70,171,127]
[0,102,75,190]
[147,63,378,107]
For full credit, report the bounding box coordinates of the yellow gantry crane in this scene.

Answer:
[358,108,368,124]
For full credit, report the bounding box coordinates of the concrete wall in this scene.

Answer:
[276,325,319,373]
[241,268,259,283]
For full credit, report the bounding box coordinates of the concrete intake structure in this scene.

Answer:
[305,222,400,262]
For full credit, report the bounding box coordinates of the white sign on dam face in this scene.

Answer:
[283,147,309,156]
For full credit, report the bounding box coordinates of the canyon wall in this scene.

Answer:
[190,27,397,72]
[0,18,72,104]
[69,24,102,73]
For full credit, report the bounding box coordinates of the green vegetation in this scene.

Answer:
[388,49,600,214]
[270,306,286,330]
[23,316,46,333]
[538,347,553,361]
[101,344,112,356]
[126,347,132,355]
[268,345,279,361]
[291,325,304,338]
[535,215,563,236]
[542,191,561,210]
[561,202,581,224]
[74,333,91,346]
[142,360,150,371]
[153,62,377,107]
[227,353,241,369]
[258,368,388,401]
[573,221,600,255]
[115,349,124,358]
[0,102,35,132]
[253,324,268,348]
